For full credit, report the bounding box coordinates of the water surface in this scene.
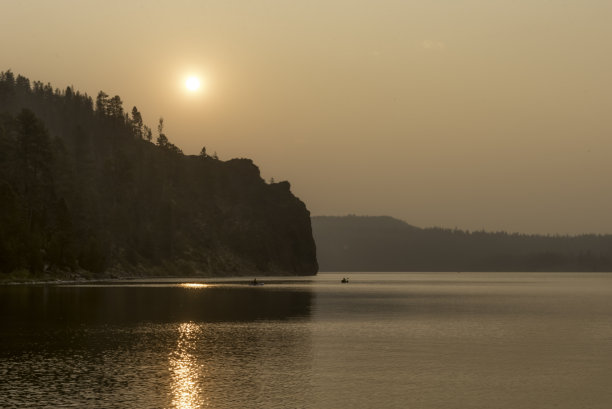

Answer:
[1,272,612,408]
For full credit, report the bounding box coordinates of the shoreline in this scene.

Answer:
[0,271,318,286]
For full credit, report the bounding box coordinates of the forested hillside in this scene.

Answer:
[0,70,318,279]
[312,216,612,272]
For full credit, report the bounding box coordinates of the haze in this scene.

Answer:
[3,0,611,235]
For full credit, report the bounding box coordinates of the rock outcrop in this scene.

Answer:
[0,70,318,277]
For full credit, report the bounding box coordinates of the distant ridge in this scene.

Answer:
[312,215,612,272]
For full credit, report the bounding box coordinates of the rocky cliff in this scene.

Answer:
[0,70,318,278]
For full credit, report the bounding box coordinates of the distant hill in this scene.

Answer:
[0,70,318,279]
[312,215,612,272]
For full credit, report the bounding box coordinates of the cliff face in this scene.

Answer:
[0,71,318,277]
[188,158,318,275]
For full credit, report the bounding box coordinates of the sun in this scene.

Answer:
[185,76,201,92]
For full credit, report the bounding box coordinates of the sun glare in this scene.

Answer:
[180,283,208,289]
[185,76,201,92]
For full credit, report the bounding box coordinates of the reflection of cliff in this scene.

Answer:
[0,71,318,277]
[0,285,315,408]
[0,285,314,326]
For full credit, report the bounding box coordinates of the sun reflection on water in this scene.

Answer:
[180,283,208,289]
[169,322,206,408]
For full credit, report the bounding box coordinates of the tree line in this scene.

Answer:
[312,215,612,272]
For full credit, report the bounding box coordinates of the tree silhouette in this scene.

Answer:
[95,91,109,116]
[131,106,143,139]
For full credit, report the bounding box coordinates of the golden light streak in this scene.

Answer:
[169,322,206,408]
[180,283,208,289]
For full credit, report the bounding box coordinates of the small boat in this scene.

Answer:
[341,277,349,283]
[249,279,264,286]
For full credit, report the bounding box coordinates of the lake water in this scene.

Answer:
[1,272,612,408]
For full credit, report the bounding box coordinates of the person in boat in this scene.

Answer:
[252,278,258,285]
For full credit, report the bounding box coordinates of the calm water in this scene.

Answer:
[1,272,612,408]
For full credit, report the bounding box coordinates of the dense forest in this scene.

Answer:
[313,216,612,272]
[0,70,318,280]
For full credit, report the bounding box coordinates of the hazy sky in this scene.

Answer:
[2,0,612,234]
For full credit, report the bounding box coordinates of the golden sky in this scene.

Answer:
[2,0,612,234]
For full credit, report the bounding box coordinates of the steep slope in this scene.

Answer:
[0,71,318,278]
